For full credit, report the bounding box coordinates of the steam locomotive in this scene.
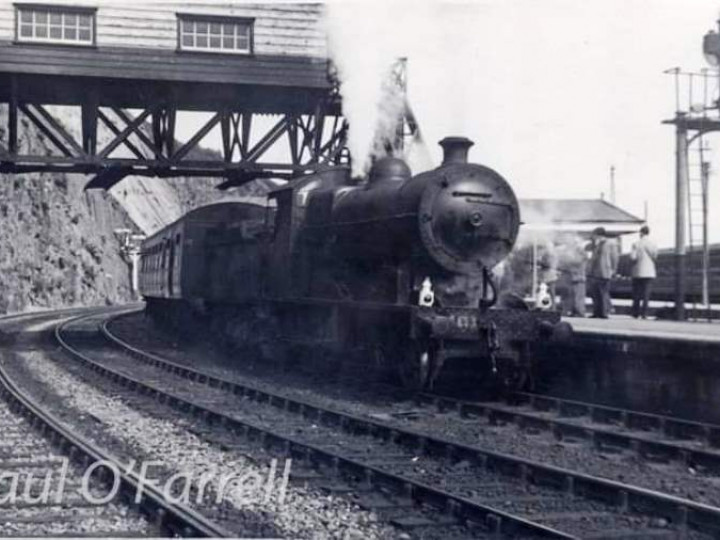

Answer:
[139,137,568,390]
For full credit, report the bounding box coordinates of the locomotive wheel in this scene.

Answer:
[398,342,431,391]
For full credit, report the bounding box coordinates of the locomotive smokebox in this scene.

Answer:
[439,136,474,165]
[316,133,519,281]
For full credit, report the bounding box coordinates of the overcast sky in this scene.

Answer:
[325,0,720,249]
[172,1,720,249]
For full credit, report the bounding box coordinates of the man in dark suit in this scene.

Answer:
[588,227,619,318]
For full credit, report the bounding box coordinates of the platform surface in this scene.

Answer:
[569,315,720,343]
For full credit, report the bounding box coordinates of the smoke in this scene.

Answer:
[498,227,592,300]
[371,68,407,160]
[404,127,434,174]
[324,1,430,176]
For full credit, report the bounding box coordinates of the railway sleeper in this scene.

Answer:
[356,492,415,519]
[286,466,324,486]
[0,506,128,525]
[390,513,460,530]
[314,480,369,495]
[583,529,678,539]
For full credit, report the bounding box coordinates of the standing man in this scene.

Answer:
[565,236,588,317]
[588,227,619,318]
[630,225,657,319]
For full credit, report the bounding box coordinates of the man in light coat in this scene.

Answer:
[630,225,657,319]
[588,227,619,318]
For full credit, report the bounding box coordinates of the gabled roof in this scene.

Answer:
[520,199,643,224]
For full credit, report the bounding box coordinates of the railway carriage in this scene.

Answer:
[140,203,269,301]
[140,137,570,390]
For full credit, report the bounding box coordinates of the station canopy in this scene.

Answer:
[519,198,644,236]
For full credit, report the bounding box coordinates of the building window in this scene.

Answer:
[178,15,253,54]
[16,5,95,46]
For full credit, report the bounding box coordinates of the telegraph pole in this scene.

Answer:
[701,160,710,306]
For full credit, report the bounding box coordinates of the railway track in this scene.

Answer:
[0,308,231,538]
[53,308,720,539]
[417,391,720,473]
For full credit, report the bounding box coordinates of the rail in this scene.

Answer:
[23,311,233,538]
[93,309,720,538]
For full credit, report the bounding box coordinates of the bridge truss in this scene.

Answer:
[0,75,348,191]
[0,40,422,191]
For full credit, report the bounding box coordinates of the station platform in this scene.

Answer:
[537,301,720,424]
[540,313,720,425]
[569,315,720,344]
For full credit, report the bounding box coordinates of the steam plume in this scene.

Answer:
[324,1,426,176]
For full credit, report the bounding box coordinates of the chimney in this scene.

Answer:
[439,136,474,165]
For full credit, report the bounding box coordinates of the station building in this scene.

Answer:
[519,198,644,238]
[0,0,329,117]
[0,1,329,111]
[0,1,326,62]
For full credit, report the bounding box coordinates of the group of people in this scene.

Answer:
[540,226,658,319]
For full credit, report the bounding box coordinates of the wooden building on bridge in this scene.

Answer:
[0,1,326,56]
[0,1,348,189]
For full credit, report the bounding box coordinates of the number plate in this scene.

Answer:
[450,314,479,332]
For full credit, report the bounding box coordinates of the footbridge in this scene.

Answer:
[0,2,349,190]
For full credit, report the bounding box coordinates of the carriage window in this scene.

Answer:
[15,4,95,45]
[178,14,253,54]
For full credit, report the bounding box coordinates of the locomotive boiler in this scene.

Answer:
[140,136,567,391]
[303,137,518,307]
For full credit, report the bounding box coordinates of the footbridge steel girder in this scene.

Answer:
[0,73,348,190]
[0,103,348,190]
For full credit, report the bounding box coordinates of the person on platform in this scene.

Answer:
[630,225,658,319]
[588,227,619,319]
[564,236,588,317]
